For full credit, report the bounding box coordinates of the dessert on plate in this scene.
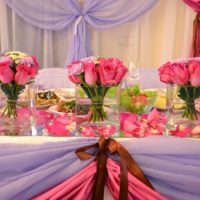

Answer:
[36,91,60,107]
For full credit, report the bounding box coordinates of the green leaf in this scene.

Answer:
[178,86,187,101]
[194,87,200,99]
[178,86,200,101]
[0,83,25,100]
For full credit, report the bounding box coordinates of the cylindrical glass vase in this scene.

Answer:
[75,85,120,137]
[0,84,36,136]
[165,84,200,136]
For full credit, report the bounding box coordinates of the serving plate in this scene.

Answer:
[36,88,74,109]
[54,88,75,99]
[48,105,64,114]
[48,105,75,115]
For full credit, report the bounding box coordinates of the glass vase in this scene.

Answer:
[165,84,200,136]
[75,85,120,137]
[0,84,36,136]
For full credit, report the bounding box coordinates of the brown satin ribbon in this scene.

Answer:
[192,13,200,57]
[75,136,154,200]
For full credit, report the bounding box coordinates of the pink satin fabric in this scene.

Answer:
[33,159,168,200]
[183,0,200,56]
[32,162,96,200]
[107,159,168,200]
[183,0,200,13]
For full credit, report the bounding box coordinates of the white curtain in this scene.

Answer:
[0,0,195,68]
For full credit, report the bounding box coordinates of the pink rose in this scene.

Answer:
[84,63,97,85]
[20,56,35,65]
[15,65,32,85]
[0,56,11,66]
[114,65,128,84]
[96,58,127,86]
[96,62,117,86]
[158,62,173,84]
[68,74,82,84]
[28,66,38,77]
[171,62,189,85]
[67,61,84,75]
[188,60,200,86]
[32,56,39,68]
[107,57,123,66]
[67,61,84,84]
[81,56,95,64]
[29,56,39,77]
[0,65,14,84]
[17,55,39,78]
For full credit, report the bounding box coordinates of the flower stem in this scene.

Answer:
[90,103,107,122]
[182,100,198,120]
[2,99,18,118]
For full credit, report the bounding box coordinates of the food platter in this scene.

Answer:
[36,88,75,109]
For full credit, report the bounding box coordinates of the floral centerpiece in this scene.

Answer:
[0,51,39,118]
[159,58,200,120]
[67,56,128,133]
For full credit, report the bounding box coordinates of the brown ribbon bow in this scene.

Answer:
[75,136,154,200]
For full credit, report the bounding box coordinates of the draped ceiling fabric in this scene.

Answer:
[183,0,200,57]
[6,0,158,65]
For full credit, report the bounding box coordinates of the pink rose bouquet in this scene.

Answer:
[159,58,200,120]
[0,51,39,118]
[67,56,128,122]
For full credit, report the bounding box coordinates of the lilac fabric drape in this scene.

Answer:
[0,136,200,200]
[6,0,158,64]
[183,0,200,56]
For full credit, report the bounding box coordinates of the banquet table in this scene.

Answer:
[0,67,200,200]
[0,135,200,200]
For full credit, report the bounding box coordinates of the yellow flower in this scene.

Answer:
[5,51,27,63]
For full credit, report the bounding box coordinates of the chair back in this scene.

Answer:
[35,68,74,89]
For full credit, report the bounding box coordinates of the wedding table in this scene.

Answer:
[0,67,200,200]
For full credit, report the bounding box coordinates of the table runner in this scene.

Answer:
[0,136,199,199]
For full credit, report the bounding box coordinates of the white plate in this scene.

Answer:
[54,88,75,99]
[48,105,64,114]
[48,105,76,115]
[36,104,56,109]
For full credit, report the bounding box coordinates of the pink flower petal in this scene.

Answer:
[97,125,116,137]
[81,126,96,137]
[123,120,139,133]
[147,108,160,122]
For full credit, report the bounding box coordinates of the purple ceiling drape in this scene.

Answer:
[6,0,158,65]
[183,0,200,57]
